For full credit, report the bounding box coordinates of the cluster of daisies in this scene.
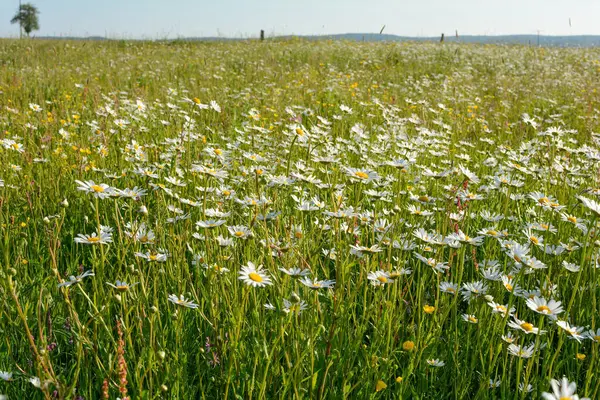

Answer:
[2,40,600,397]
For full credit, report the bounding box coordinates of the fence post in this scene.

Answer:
[260,30,265,41]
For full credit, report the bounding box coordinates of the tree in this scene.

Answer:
[10,3,40,38]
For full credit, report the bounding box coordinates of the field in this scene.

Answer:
[0,38,600,399]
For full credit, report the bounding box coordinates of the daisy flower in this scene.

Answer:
[426,359,445,367]
[135,251,168,262]
[439,281,458,295]
[507,343,535,358]
[58,270,95,288]
[0,371,13,381]
[75,180,113,199]
[556,321,586,342]
[283,298,308,314]
[228,225,253,239]
[487,301,514,318]
[367,270,393,286]
[168,294,198,309]
[562,261,580,273]
[106,280,138,292]
[586,328,600,343]
[239,262,272,287]
[508,317,545,335]
[74,231,112,245]
[299,277,335,289]
[462,314,478,324]
[542,376,590,400]
[279,267,311,277]
[526,296,563,319]
[196,219,227,229]
[344,167,379,183]
[577,195,600,216]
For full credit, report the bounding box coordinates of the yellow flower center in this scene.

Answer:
[418,195,429,202]
[139,236,148,243]
[223,190,231,196]
[468,316,478,323]
[594,335,600,342]
[488,230,498,236]
[536,305,550,313]
[87,236,101,243]
[521,322,534,332]
[567,216,577,223]
[248,272,263,283]
[91,185,105,193]
[149,254,158,261]
[295,128,304,136]
[288,304,300,313]
[235,231,244,237]
[530,236,539,245]
[539,197,549,204]
[402,341,415,351]
[377,276,388,283]
[294,231,303,239]
[355,171,369,179]
[214,148,222,155]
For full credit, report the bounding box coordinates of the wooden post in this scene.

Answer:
[440,33,445,43]
[260,30,264,41]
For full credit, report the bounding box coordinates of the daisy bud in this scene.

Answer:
[161,385,168,392]
[61,198,69,208]
[150,306,159,313]
[43,217,50,224]
[158,350,166,360]
[291,292,301,303]
[139,205,148,215]
[114,294,122,303]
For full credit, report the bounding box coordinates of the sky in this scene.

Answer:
[1,0,600,39]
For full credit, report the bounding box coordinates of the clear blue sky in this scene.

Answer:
[1,0,599,39]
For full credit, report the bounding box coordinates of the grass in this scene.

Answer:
[0,38,599,399]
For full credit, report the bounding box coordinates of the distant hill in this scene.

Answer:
[29,34,600,47]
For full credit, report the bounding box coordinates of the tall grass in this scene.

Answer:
[0,38,599,399]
